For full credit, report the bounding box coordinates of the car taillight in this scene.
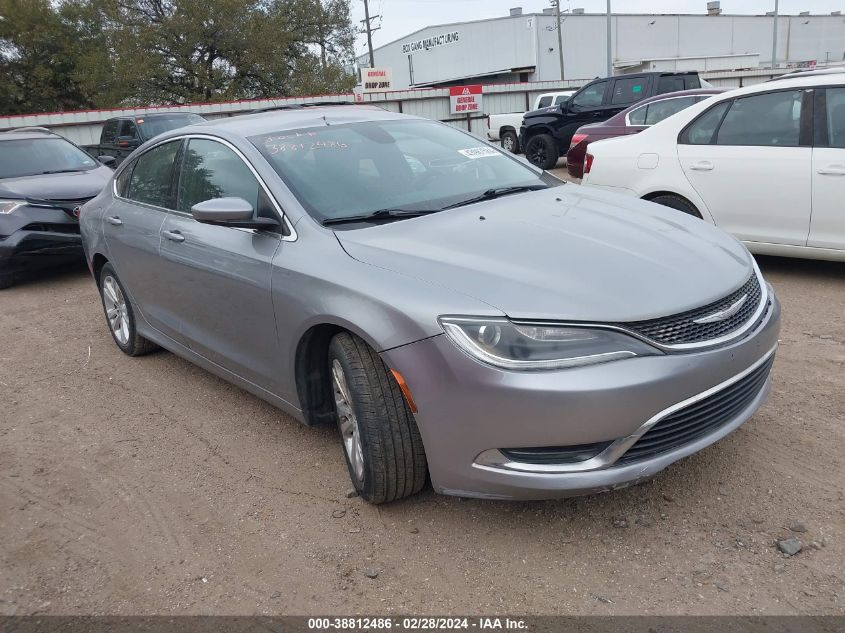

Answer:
[583,153,594,175]
[570,133,588,148]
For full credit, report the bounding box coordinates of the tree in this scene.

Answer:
[95,0,356,105]
[0,0,105,114]
[0,0,356,114]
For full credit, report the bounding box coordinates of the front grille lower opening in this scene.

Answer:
[617,355,774,465]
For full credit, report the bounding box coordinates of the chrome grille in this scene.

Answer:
[614,275,762,346]
[617,354,774,465]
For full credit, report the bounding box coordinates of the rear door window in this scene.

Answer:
[537,96,553,108]
[822,87,845,148]
[657,76,686,94]
[611,77,647,106]
[716,90,803,147]
[644,96,699,125]
[127,140,181,208]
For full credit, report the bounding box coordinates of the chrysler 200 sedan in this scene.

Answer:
[79,105,780,503]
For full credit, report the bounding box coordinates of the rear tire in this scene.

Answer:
[525,133,559,170]
[648,194,702,219]
[500,130,520,154]
[98,263,158,356]
[328,332,427,504]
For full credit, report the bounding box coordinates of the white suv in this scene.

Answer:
[582,72,845,262]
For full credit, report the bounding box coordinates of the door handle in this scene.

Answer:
[106,216,123,226]
[162,230,185,243]
[688,161,714,171]
[817,165,845,176]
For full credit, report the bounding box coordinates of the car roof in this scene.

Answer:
[768,67,845,81]
[188,104,414,138]
[117,112,203,120]
[0,129,62,141]
[728,71,845,96]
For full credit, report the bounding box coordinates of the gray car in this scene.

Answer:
[79,105,781,503]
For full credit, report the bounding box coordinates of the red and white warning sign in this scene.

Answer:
[449,84,483,115]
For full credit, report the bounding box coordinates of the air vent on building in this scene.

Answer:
[707,1,721,15]
[510,7,522,16]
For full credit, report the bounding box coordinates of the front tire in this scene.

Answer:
[328,332,427,504]
[648,194,702,219]
[525,133,559,170]
[98,263,158,356]
[500,130,520,154]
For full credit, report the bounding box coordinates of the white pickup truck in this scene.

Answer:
[485,91,575,153]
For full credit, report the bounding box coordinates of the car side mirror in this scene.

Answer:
[191,197,280,230]
[117,135,140,149]
[97,155,117,168]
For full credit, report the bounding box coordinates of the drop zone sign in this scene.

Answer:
[449,85,483,115]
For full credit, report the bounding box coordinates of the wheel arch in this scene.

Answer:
[640,189,712,222]
[293,318,387,427]
[522,125,553,144]
[91,252,109,283]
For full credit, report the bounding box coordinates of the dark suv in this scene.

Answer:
[520,71,702,169]
[0,129,114,288]
[83,112,205,165]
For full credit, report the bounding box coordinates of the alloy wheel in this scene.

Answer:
[102,275,130,346]
[332,359,365,483]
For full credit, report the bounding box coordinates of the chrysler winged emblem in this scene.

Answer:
[693,294,748,324]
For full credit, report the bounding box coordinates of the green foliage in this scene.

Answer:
[0,0,356,114]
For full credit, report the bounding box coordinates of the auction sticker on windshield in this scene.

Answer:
[458,147,499,159]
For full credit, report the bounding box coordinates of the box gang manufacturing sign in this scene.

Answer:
[401,31,459,54]
[362,68,392,92]
[449,85,483,115]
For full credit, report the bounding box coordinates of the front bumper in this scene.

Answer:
[0,207,83,274]
[382,295,781,500]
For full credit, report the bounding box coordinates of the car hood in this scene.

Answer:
[0,166,112,201]
[336,186,754,322]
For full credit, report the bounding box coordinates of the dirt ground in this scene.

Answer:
[1,241,843,615]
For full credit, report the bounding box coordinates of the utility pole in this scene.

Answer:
[771,0,778,70]
[360,0,380,68]
[606,0,612,77]
[552,0,565,80]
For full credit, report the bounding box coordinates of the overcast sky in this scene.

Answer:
[350,0,845,55]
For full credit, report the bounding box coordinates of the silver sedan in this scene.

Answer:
[80,106,780,503]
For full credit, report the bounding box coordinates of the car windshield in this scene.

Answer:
[0,137,99,179]
[137,114,204,139]
[249,119,550,223]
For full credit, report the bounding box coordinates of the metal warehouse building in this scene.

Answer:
[359,7,845,89]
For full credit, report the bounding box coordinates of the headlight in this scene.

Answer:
[439,317,659,371]
[0,200,27,215]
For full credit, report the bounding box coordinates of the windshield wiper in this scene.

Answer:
[442,185,549,210]
[322,208,441,226]
[39,168,86,175]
